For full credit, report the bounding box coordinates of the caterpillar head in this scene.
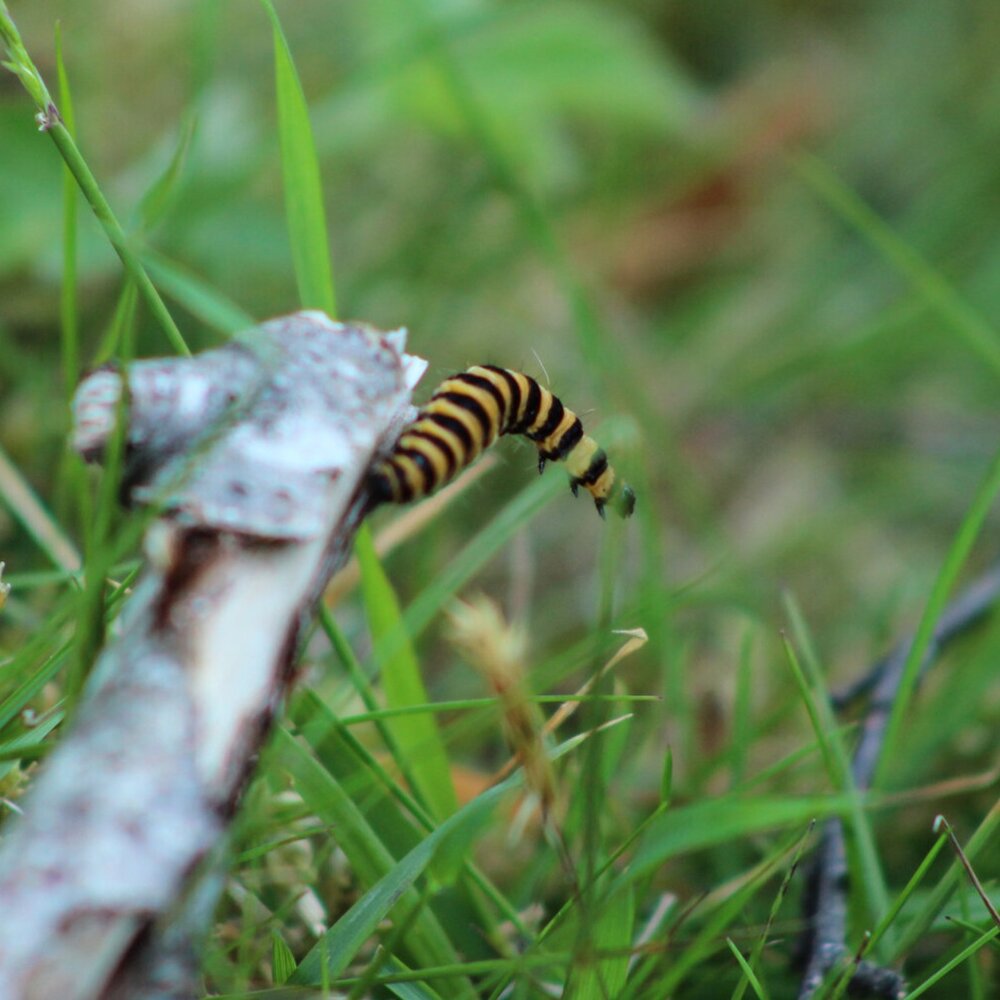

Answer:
[594,482,636,520]
[618,483,637,518]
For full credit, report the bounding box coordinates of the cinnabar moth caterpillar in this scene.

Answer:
[368,365,635,519]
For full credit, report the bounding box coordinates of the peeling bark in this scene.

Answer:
[0,312,425,1000]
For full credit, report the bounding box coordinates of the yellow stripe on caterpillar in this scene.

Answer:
[368,365,635,519]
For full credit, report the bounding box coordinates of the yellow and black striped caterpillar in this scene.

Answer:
[368,365,635,519]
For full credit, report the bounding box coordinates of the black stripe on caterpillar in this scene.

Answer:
[368,365,635,519]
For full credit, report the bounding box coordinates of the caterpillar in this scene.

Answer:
[368,365,635,519]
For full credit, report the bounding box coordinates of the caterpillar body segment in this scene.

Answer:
[368,365,635,519]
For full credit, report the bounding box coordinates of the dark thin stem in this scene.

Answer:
[798,560,1000,998]
[831,563,1000,712]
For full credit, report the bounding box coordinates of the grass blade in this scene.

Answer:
[54,21,78,398]
[793,152,1000,377]
[727,939,769,1000]
[782,597,890,936]
[0,3,188,355]
[565,884,635,999]
[259,0,335,315]
[271,932,297,985]
[274,727,473,994]
[356,526,457,820]
[137,115,196,233]
[622,792,855,889]
[894,799,1000,957]
[143,251,255,336]
[0,444,81,574]
[902,924,1000,999]
[875,441,1000,789]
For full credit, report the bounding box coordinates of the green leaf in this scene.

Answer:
[0,636,72,733]
[55,21,78,397]
[286,726,604,992]
[793,152,1000,377]
[386,969,446,1000]
[281,735,501,995]
[274,727,470,990]
[400,466,565,644]
[0,3,187,354]
[384,1,695,184]
[730,825,813,1000]
[356,524,458,820]
[290,690,426,861]
[874,438,1000,790]
[893,805,1000,958]
[902,924,1000,999]
[627,860,772,998]
[659,745,673,807]
[259,0,335,315]
[622,793,856,889]
[782,595,890,945]
[0,708,62,749]
[565,884,634,999]
[137,115,196,233]
[270,932,297,985]
[727,939,769,1000]
[144,251,255,337]
[0,443,81,575]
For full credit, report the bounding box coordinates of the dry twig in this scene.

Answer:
[0,313,425,1000]
[797,561,1000,998]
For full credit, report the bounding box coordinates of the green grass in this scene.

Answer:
[2,1,1000,997]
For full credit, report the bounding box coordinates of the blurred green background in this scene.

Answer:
[1,0,999,995]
